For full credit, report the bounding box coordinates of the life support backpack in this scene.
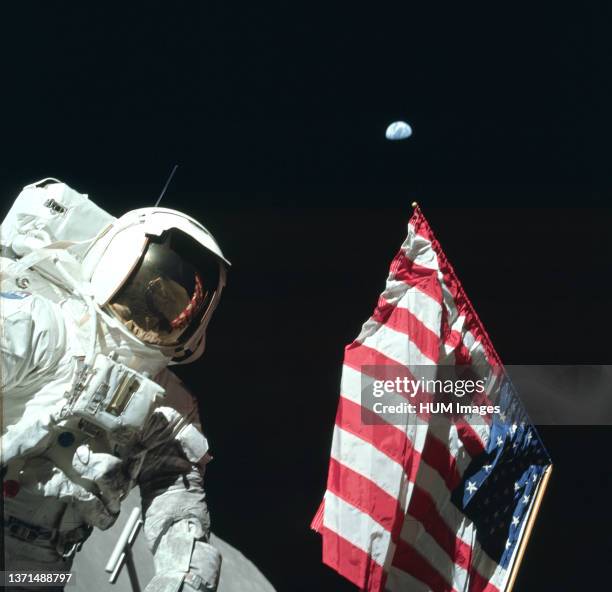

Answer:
[1,178,115,260]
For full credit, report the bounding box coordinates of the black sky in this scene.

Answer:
[1,2,610,590]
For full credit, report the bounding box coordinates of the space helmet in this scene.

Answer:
[82,207,229,363]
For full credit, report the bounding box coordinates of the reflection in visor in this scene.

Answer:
[108,231,220,346]
[146,272,205,330]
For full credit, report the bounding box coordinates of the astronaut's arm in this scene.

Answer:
[138,373,221,592]
[139,460,221,592]
[0,292,66,463]
[0,292,64,392]
[0,309,30,393]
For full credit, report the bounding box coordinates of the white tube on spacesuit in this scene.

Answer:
[105,506,143,591]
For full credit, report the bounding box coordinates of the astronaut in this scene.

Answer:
[0,179,229,591]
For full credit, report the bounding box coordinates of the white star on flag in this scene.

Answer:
[466,481,478,495]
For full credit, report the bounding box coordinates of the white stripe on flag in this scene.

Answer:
[358,322,440,368]
[322,491,392,567]
[402,227,440,270]
[400,515,469,591]
[408,453,476,547]
[331,426,413,508]
[381,279,442,336]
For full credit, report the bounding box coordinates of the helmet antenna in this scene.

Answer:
[155,164,179,207]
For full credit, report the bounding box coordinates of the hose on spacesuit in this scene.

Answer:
[52,258,99,365]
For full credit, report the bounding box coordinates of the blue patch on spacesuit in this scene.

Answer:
[0,291,31,299]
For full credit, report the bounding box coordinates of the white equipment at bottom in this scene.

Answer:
[72,489,276,592]
[105,507,144,592]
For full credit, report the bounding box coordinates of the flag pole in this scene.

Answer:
[505,464,553,592]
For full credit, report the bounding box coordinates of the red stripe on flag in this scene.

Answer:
[372,294,477,368]
[372,297,440,362]
[389,251,443,304]
[421,432,462,492]
[403,492,504,591]
[335,396,420,483]
[410,207,502,369]
[311,500,325,532]
[456,418,487,457]
[402,486,499,592]
[444,329,463,351]
[344,343,415,378]
[468,568,502,592]
[320,526,387,592]
[407,485,473,571]
[392,538,458,592]
[442,315,473,367]
[327,458,404,537]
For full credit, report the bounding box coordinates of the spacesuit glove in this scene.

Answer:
[40,467,119,529]
[71,444,127,514]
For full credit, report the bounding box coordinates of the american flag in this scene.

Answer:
[311,206,552,592]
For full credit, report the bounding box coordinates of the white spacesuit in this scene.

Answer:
[0,179,229,591]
